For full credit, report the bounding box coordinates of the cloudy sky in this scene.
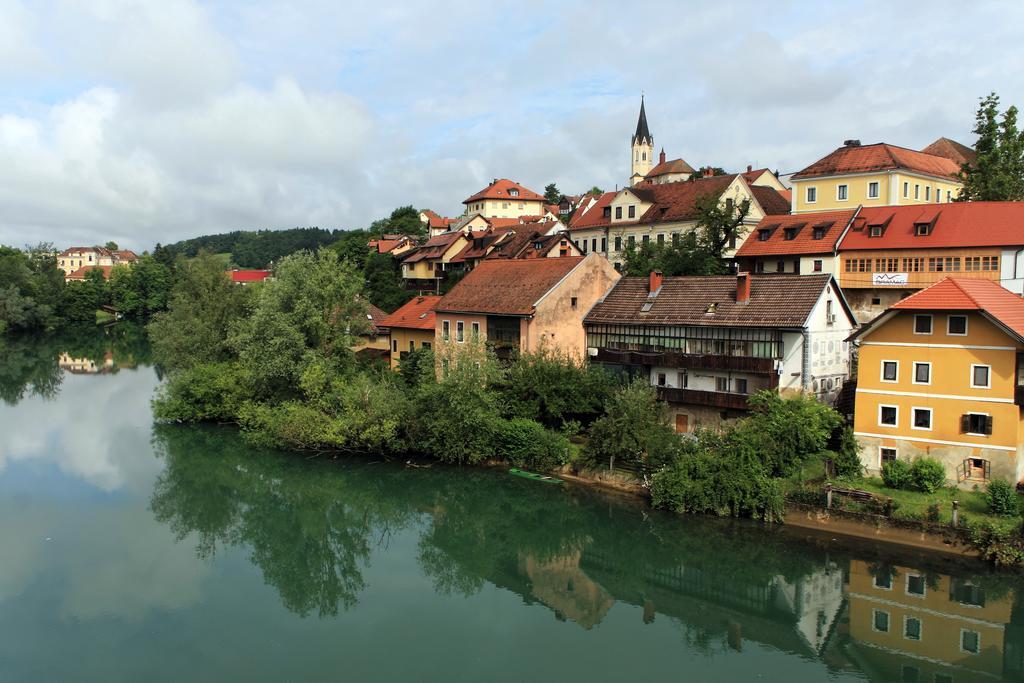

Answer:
[1,0,1022,251]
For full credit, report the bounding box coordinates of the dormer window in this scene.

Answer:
[868,225,884,237]
[813,227,825,240]
[533,241,543,250]
[509,189,519,197]
[704,303,717,315]
[915,223,931,236]
[784,228,797,240]
[757,230,771,241]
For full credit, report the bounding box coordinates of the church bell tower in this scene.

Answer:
[630,95,654,186]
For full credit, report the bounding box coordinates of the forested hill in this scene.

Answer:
[156,227,344,268]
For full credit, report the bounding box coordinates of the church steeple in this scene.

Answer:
[630,95,654,186]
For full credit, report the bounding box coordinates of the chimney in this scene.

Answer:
[703,167,714,178]
[736,272,750,304]
[649,269,663,294]
[746,164,752,173]
[659,149,666,164]
[843,139,861,147]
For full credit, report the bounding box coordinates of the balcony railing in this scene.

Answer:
[594,348,776,374]
[656,387,752,410]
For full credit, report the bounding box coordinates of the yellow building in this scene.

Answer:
[846,559,1014,682]
[462,179,546,219]
[790,141,963,213]
[849,278,1024,485]
[400,231,470,288]
[352,303,391,360]
[378,295,442,369]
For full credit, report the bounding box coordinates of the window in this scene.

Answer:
[906,573,926,597]
[776,260,785,273]
[657,372,666,386]
[880,447,897,466]
[879,405,898,426]
[812,227,826,240]
[614,236,622,251]
[755,262,765,273]
[456,321,465,343]
[881,360,899,382]
[509,188,519,197]
[903,181,909,198]
[591,238,597,252]
[392,339,398,352]
[409,340,415,352]
[872,297,881,305]
[963,413,993,435]
[471,321,480,338]
[947,189,952,202]
[600,237,606,252]
[678,371,688,388]
[734,378,748,394]
[874,572,893,589]
[615,206,622,219]
[913,362,931,385]
[914,315,933,334]
[642,235,650,245]
[947,315,967,335]
[657,233,664,245]
[628,205,636,219]
[869,225,883,237]
[570,297,578,310]
[961,629,980,655]
[868,181,880,198]
[806,186,817,203]
[914,222,931,236]
[602,207,611,219]
[912,407,932,430]
[627,235,636,248]
[872,609,890,632]
[442,320,450,341]
[951,580,986,607]
[837,184,848,200]
[784,227,797,240]
[715,376,729,392]
[914,184,920,199]
[925,186,931,201]
[904,616,922,640]
[813,259,823,272]
[758,229,771,241]
[971,364,991,389]
[672,232,680,245]
[422,341,431,349]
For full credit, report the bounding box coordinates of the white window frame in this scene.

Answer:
[806,186,817,204]
[912,362,931,386]
[836,184,848,201]
[880,360,899,383]
[971,364,991,389]
[867,181,880,199]
[965,412,991,437]
[879,446,897,468]
[913,314,933,335]
[471,321,480,338]
[871,608,891,633]
[442,320,451,341]
[878,404,899,428]
[914,184,920,199]
[911,406,933,431]
[903,615,923,641]
[456,320,465,343]
[905,572,927,598]
[903,181,909,198]
[947,314,968,336]
[873,571,894,591]
[960,628,981,655]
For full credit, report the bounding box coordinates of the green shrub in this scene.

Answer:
[986,478,1019,516]
[967,519,1024,567]
[910,457,947,493]
[881,459,912,489]
[926,503,942,523]
[494,418,570,471]
[830,425,863,478]
[152,361,252,422]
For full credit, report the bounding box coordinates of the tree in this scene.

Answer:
[694,192,750,260]
[587,186,603,195]
[387,205,426,237]
[60,269,109,322]
[544,183,560,204]
[620,230,724,277]
[330,229,372,271]
[585,379,681,469]
[739,391,842,477]
[105,241,119,251]
[109,255,172,318]
[363,251,413,312]
[959,93,1024,201]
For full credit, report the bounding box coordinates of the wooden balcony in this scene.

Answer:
[593,348,776,374]
[656,387,752,410]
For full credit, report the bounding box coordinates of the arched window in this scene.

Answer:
[642,152,647,161]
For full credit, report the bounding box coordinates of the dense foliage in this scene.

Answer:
[881,457,947,493]
[959,92,1024,202]
[158,227,343,268]
[0,244,64,334]
[986,478,1019,516]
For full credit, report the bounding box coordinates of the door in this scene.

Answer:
[675,414,689,433]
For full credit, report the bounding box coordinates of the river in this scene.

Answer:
[2,327,1023,682]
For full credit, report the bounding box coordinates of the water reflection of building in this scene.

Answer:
[840,560,1024,682]
[517,551,614,630]
[58,352,115,375]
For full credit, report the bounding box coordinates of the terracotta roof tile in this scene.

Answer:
[585,273,835,328]
[401,231,465,264]
[750,185,791,216]
[838,202,1024,251]
[888,278,1024,341]
[463,179,545,204]
[66,265,114,280]
[921,138,977,168]
[379,295,442,331]
[437,257,585,315]
[736,209,858,257]
[647,158,694,178]
[569,175,738,231]
[792,143,960,181]
[228,269,271,283]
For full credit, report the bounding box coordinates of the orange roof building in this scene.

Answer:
[379,295,443,369]
[735,208,860,278]
[462,179,547,221]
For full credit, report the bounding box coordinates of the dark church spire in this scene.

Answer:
[632,95,652,145]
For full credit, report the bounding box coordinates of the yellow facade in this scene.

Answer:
[463,198,545,219]
[387,327,434,369]
[793,172,963,213]
[853,310,1024,483]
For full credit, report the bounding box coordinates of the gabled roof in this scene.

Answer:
[740,167,772,184]
[463,179,545,204]
[113,250,138,261]
[437,257,585,315]
[791,143,961,181]
[736,209,859,257]
[60,245,114,257]
[228,269,271,283]
[366,303,389,334]
[749,186,791,216]
[421,209,455,229]
[585,273,843,328]
[448,229,513,264]
[921,137,977,168]
[647,158,694,178]
[568,191,617,230]
[379,295,442,331]
[853,278,1024,344]
[66,265,114,280]
[401,231,466,263]
[837,202,1024,251]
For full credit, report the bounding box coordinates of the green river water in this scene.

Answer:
[2,327,1024,682]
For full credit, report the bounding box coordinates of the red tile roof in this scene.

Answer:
[421,209,455,229]
[568,191,616,230]
[921,138,976,168]
[448,229,513,264]
[401,231,466,264]
[837,202,1024,251]
[66,265,114,280]
[365,303,389,334]
[113,250,138,261]
[750,186,791,216]
[379,295,443,331]
[585,273,841,328]
[740,167,772,183]
[736,209,858,257]
[886,278,1024,342]
[437,257,585,315]
[463,179,545,204]
[791,143,961,181]
[647,157,694,178]
[228,269,271,283]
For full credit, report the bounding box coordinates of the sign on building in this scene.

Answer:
[872,273,909,286]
